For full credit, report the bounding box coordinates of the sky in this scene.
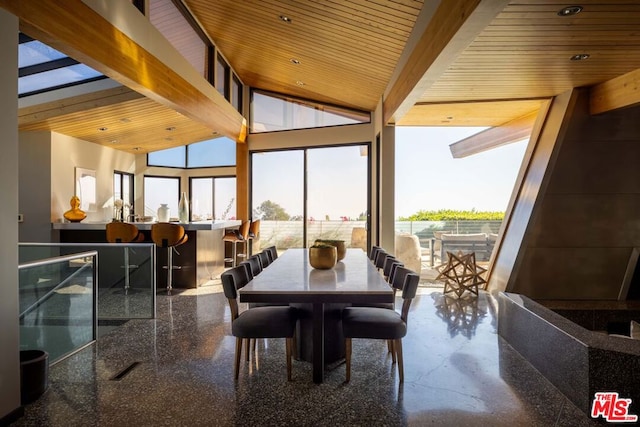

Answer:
[395,127,528,218]
[250,127,528,220]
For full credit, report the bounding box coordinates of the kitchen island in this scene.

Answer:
[53,220,241,289]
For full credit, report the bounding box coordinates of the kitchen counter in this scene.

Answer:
[52,220,241,231]
[53,220,242,288]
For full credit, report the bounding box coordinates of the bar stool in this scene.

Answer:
[151,223,188,294]
[222,220,250,267]
[246,219,261,256]
[106,222,144,294]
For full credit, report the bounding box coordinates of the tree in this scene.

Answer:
[254,200,290,221]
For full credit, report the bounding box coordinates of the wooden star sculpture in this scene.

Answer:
[436,251,487,297]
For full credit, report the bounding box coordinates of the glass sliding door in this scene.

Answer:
[252,151,304,252]
[307,145,368,249]
[251,144,369,253]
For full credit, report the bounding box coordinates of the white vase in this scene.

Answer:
[178,192,189,223]
[157,204,170,222]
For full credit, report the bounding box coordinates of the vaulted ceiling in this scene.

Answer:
[9,0,640,153]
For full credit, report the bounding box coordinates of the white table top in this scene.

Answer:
[239,248,393,304]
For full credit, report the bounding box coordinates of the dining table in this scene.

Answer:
[238,247,394,383]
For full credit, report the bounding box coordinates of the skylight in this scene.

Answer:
[18,33,106,97]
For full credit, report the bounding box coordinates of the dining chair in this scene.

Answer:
[239,255,263,280]
[382,255,398,281]
[369,245,383,262]
[106,222,145,294]
[151,223,188,294]
[263,245,278,263]
[221,265,298,381]
[342,266,420,383]
[257,250,272,269]
[374,249,389,271]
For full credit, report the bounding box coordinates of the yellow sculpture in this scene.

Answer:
[63,195,87,222]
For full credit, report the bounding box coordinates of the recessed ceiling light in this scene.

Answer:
[133,147,141,151]
[296,80,305,86]
[98,127,108,132]
[570,53,590,61]
[110,139,118,144]
[279,15,292,23]
[290,58,300,65]
[165,126,176,131]
[557,6,583,16]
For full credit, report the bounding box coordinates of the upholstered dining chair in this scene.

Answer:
[246,219,261,255]
[382,255,398,281]
[257,250,271,269]
[374,249,389,271]
[342,266,420,383]
[221,265,298,381]
[106,222,145,294]
[239,255,263,280]
[151,223,188,293]
[263,245,278,263]
[369,245,383,262]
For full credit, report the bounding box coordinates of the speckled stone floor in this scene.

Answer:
[13,285,599,426]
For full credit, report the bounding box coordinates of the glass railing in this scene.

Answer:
[19,251,97,363]
[19,243,156,325]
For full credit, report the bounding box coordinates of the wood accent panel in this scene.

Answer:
[415,1,640,106]
[2,0,244,141]
[397,99,545,127]
[590,68,640,115]
[235,142,249,221]
[185,0,423,112]
[449,109,539,158]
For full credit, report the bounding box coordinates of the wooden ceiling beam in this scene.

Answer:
[383,0,509,124]
[590,68,640,115]
[449,109,539,159]
[1,0,245,142]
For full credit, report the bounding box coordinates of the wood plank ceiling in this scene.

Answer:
[14,0,640,152]
[184,0,424,112]
[401,0,640,126]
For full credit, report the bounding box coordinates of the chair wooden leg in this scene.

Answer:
[390,340,396,364]
[245,338,251,361]
[252,338,257,356]
[395,339,404,383]
[234,338,243,380]
[345,338,352,382]
[286,337,293,381]
[387,339,392,353]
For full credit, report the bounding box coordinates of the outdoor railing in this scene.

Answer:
[254,220,502,251]
[19,251,97,363]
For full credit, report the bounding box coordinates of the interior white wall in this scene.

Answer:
[50,132,136,223]
[0,8,21,419]
[19,131,53,242]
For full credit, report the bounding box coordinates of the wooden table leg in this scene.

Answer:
[312,302,324,384]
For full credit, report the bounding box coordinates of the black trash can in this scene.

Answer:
[20,350,49,405]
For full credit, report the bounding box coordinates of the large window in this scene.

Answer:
[144,176,180,219]
[190,177,237,221]
[148,138,236,168]
[216,54,230,100]
[251,144,369,251]
[232,74,243,113]
[114,171,134,220]
[250,90,370,133]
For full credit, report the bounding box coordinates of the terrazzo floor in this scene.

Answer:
[13,283,600,426]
